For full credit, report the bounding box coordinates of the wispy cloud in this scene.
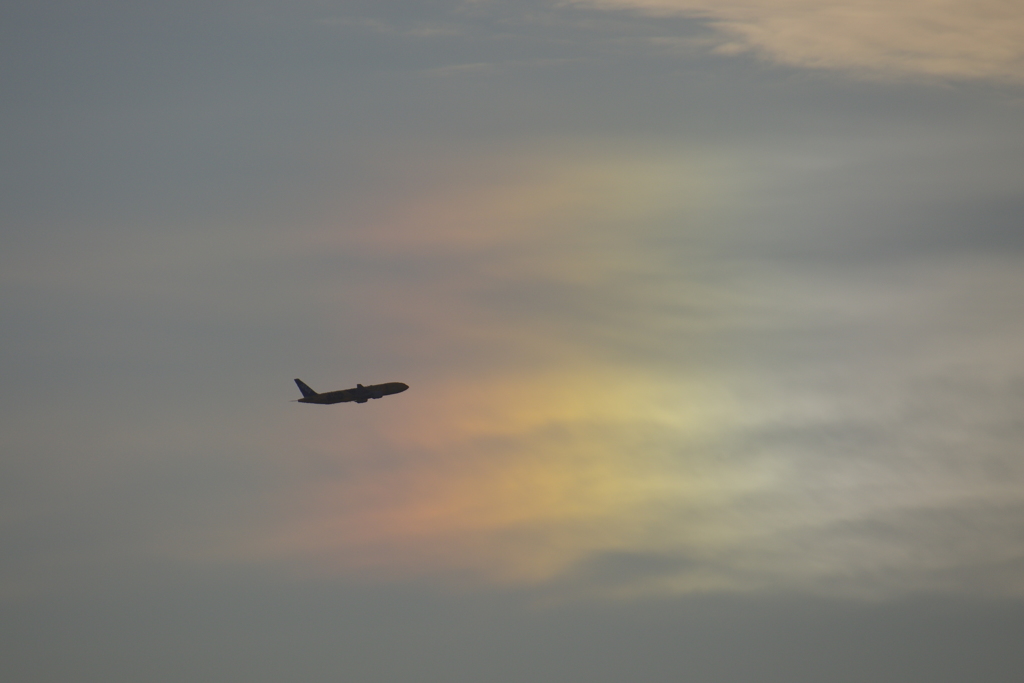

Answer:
[569,0,1024,82]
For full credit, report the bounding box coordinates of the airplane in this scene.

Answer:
[293,378,409,405]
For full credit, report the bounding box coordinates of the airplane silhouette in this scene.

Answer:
[293,378,408,404]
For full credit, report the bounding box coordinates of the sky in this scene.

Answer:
[2,1,1024,681]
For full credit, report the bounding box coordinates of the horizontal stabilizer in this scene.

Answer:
[294,378,318,398]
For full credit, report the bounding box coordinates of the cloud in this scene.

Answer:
[6,131,1024,602]
[569,0,1024,82]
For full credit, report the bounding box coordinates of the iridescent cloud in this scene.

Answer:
[168,141,1024,600]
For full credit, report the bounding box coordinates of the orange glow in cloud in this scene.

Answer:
[332,144,712,254]
[238,366,758,585]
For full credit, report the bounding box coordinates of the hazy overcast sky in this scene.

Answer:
[3,2,1024,681]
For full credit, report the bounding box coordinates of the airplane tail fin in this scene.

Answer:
[294,379,318,398]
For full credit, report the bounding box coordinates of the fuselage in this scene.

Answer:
[297,381,408,405]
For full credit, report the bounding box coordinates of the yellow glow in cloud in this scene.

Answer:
[225,366,759,586]
[571,0,1024,82]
